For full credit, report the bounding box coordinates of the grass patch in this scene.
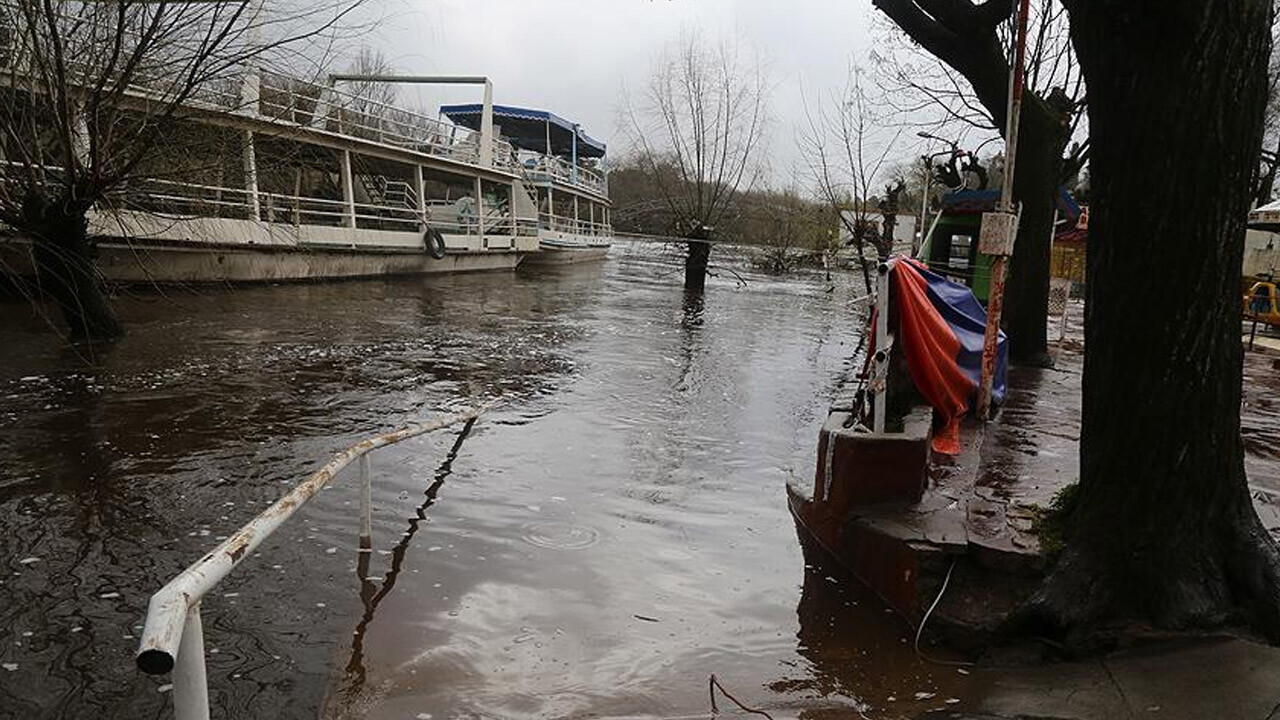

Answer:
[1030,482,1080,561]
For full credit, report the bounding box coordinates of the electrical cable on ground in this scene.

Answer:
[913,559,976,668]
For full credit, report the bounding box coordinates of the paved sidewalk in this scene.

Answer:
[941,635,1280,720]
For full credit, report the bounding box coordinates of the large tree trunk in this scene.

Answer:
[1025,0,1280,643]
[1004,97,1066,365]
[24,197,124,342]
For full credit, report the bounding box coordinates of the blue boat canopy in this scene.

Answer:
[439,104,606,159]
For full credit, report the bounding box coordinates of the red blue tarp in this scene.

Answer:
[892,257,1007,454]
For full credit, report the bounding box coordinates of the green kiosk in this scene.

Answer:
[918,188,1083,303]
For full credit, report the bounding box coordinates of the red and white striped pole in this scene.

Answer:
[976,0,1032,419]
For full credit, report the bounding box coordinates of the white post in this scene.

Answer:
[358,454,372,551]
[571,124,579,185]
[414,164,426,221]
[573,195,579,234]
[239,0,263,118]
[547,186,554,230]
[172,604,209,720]
[589,201,595,234]
[474,176,484,242]
[341,150,356,228]
[479,80,494,168]
[244,132,260,219]
[873,261,891,434]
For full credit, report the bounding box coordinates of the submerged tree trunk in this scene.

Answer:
[1026,0,1280,642]
[685,232,710,293]
[24,196,124,342]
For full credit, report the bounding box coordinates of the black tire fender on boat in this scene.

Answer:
[424,226,447,260]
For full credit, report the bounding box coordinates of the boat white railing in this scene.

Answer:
[107,176,540,238]
[258,75,517,172]
[520,153,606,196]
[0,11,517,173]
[541,213,613,238]
[135,408,486,720]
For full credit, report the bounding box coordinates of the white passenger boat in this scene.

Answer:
[441,104,613,266]
[0,62,612,283]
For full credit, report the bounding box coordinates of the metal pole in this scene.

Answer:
[571,124,579,185]
[977,0,1031,419]
[414,164,426,220]
[172,605,209,720]
[916,157,929,256]
[341,149,356,228]
[479,80,494,168]
[243,131,259,220]
[873,261,891,434]
[239,0,262,118]
[358,454,372,551]
[475,176,485,244]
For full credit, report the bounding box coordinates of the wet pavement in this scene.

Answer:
[966,303,1280,563]
[0,243,973,719]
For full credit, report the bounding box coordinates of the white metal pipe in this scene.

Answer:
[358,454,372,550]
[414,165,426,220]
[243,131,259,219]
[327,74,489,85]
[136,408,485,677]
[874,261,892,434]
[341,149,356,228]
[474,176,485,241]
[172,604,208,720]
[479,80,495,168]
[238,0,263,118]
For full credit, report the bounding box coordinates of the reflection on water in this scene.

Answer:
[340,417,478,705]
[0,243,965,719]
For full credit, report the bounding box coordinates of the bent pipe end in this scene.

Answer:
[135,589,190,675]
[137,648,176,675]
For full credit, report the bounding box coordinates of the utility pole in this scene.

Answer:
[976,0,1031,419]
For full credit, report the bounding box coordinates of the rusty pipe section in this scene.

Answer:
[135,407,486,676]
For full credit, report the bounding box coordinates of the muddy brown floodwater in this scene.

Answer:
[0,243,970,720]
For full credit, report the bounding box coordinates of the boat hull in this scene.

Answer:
[521,246,609,266]
[0,210,532,284]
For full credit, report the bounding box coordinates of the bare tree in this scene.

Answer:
[0,0,364,341]
[799,65,903,294]
[1252,15,1280,207]
[620,31,769,293]
[871,0,1085,364]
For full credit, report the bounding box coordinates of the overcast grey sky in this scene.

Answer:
[354,0,896,188]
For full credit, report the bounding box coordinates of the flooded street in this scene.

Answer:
[0,244,965,719]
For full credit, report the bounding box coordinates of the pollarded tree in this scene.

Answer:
[1026,0,1280,642]
[620,31,769,293]
[0,0,363,341]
